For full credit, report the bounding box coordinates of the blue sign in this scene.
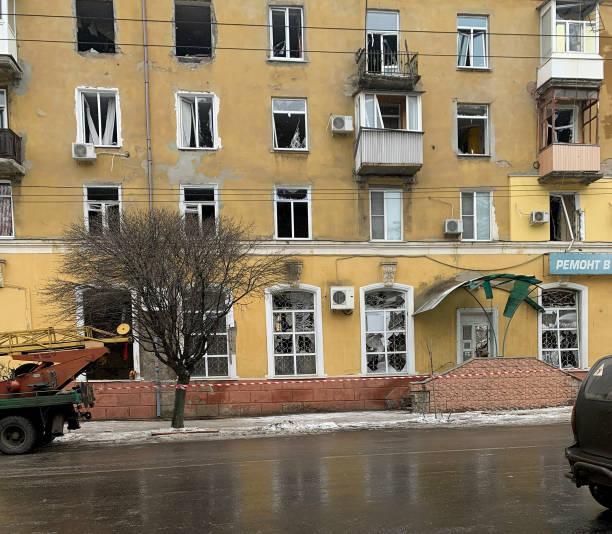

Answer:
[550,253,612,275]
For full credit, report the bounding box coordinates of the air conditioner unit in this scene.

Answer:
[72,142,97,161]
[330,115,354,133]
[330,286,355,310]
[530,210,550,225]
[444,219,463,235]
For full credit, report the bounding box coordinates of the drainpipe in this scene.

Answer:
[142,0,153,214]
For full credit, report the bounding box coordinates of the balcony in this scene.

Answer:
[356,49,420,92]
[538,144,601,184]
[537,53,603,92]
[0,128,24,178]
[0,4,20,80]
[355,128,423,178]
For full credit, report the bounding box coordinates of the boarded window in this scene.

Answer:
[275,188,309,239]
[76,0,116,54]
[175,1,212,57]
[0,182,13,237]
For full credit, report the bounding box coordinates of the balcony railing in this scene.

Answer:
[356,49,420,91]
[538,143,601,184]
[0,128,24,178]
[355,128,423,178]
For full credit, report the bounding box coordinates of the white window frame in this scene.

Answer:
[271,97,308,151]
[83,184,122,232]
[460,190,492,242]
[179,184,219,229]
[538,282,588,369]
[75,86,122,147]
[357,92,422,132]
[360,283,415,376]
[274,186,312,240]
[543,104,579,146]
[369,189,403,241]
[0,179,14,239]
[457,14,489,69]
[175,91,221,150]
[456,103,489,156]
[549,192,584,242]
[365,10,400,73]
[268,6,305,61]
[0,89,8,129]
[456,308,498,364]
[191,305,237,379]
[264,284,324,378]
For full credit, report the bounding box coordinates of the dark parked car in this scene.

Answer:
[566,355,612,508]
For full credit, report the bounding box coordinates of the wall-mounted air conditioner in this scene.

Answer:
[444,219,463,235]
[330,115,354,133]
[330,286,355,310]
[530,210,550,224]
[72,142,97,161]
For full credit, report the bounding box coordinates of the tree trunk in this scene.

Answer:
[171,373,190,428]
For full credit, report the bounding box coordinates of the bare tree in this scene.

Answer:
[44,209,288,428]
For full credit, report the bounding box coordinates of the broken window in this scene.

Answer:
[457,15,488,68]
[270,7,304,60]
[364,289,408,374]
[550,193,580,241]
[275,188,310,239]
[457,103,488,155]
[360,93,420,131]
[181,186,216,233]
[370,190,402,240]
[78,89,119,146]
[272,98,307,150]
[85,186,120,234]
[76,0,116,54]
[555,1,598,53]
[177,93,217,149]
[82,289,134,380]
[0,181,13,237]
[272,290,317,376]
[175,1,212,58]
[0,89,7,129]
[461,191,491,241]
[366,10,399,73]
[541,288,580,368]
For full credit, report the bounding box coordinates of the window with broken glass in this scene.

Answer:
[457,104,488,155]
[85,186,120,233]
[270,7,304,60]
[76,0,116,54]
[370,190,402,241]
[550,193,580,241]
[461,191,491,241]
[541,289,580,369]
[365,290,408,374]
[555,1,598,53]
[0,181,13,238]
[190,311,230,378]
[365,10,399,74]
[175,0,212,58]
[0,89,8,129]
[360,93,420,131]
[177,93,217,149]
[181,187,217,233]
[78,89,120,146]
[457,15,488,68]
[272,290,317,376]
[275,188,310,239]
[272,98,308,150]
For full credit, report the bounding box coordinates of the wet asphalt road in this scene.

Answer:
[1,424,611,533]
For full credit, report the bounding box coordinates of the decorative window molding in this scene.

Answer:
[75,87,122,147]
[265,283,324,377]
[360,282,415,375]
[176,91,221,150]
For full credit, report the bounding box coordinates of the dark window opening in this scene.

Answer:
[276,188,309,239]
[457,104,488,155]
[86,187,120,234]
[76,0,116,54]
[550,194,578,241]
[179,96,214,148]
[271,7,303,59]
[184,188,216,234]
[82,92,118,146]
[83,289,133,380]
[273,113,306,149]
[175,1,212,57]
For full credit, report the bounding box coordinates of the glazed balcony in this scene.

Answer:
[356,49,420,92]
[355,128,423,178]
[538,144,601,184]
[0,1,20,80]
[0,128,24,178]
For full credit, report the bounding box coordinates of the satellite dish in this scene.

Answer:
[117,323,131,335]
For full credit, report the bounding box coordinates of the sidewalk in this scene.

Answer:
[56,406,573,447]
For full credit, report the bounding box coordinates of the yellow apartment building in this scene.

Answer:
[0,0,610,415]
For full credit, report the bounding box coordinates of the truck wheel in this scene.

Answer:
[589,484,612,509]
[0,416,38,455]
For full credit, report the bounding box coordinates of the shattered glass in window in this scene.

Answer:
[541,289,579,368]
[296,355,316,374]
[274,334,293,354]
[273,291,314,310]
[542,289,577,308]
[275,356,295,375]
[367,354,386,373]
[365,290,405,310]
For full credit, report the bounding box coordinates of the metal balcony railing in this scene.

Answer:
[0,128,22,164]
[356,49,419,89]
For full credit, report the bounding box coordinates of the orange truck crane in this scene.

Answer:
[0,325,130,454]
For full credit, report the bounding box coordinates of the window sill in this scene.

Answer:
[460,239,493,243]
[77,50,118,56]
[272,148,309,154]
[274,237,313,241]
[457,153,490,158]
[266,57,308,64]
[88,144,123,150]
[456,66,492,72]
[370,239,404,243]
[266,374,327,380]
[0,236,15,240]
[176,56,214,64]
[178,146,220,152]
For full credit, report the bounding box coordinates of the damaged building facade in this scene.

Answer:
[0,0,611,417]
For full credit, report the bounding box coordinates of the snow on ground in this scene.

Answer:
[55,406,572,447]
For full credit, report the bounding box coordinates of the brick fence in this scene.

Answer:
[85,357,582,420]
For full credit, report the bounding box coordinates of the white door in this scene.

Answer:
[458,310,497,363]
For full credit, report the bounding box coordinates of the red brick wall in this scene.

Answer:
[410,357,581,413]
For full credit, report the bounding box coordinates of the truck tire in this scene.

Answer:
[590,484,612,509]
[0,415,38,455]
